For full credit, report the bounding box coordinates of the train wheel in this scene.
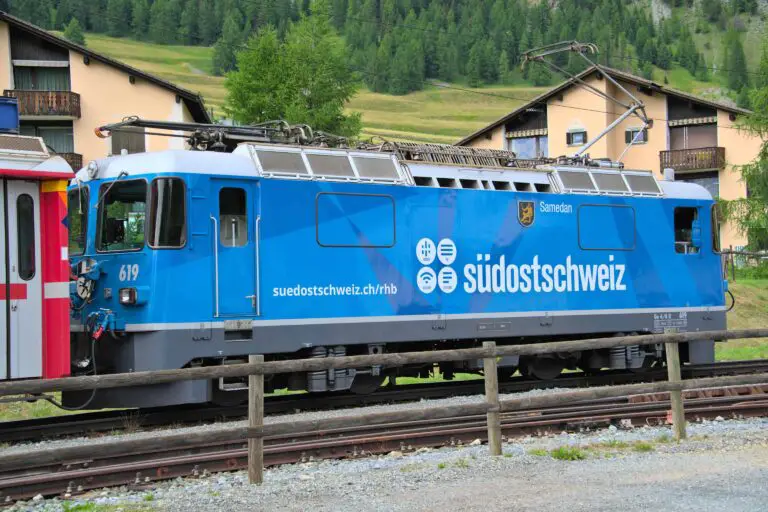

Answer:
[350,374,386,394]
[523,356,565,380]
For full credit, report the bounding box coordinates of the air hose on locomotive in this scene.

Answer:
[47,261,111,410]
[44,309,114,410]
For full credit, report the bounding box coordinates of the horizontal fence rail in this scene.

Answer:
[2,328,768,488]
[1,329,767,397]
[1,372,766,474]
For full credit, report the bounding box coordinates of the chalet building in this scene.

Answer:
[457,66,762,249]
[0,11,210,171]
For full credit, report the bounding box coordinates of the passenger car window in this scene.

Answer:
[97,180,146,252]
[67,187,89,256]
[220,188,247,247]
[148,178,186,248]
[17,194,36,280]
[674,207,700,254]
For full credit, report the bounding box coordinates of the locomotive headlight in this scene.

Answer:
[119,287,137,305]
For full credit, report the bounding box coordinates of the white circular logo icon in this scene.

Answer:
[437,238,457,265]
[416,238,436,265]
[416,267,437,294]
[438,267,458,293]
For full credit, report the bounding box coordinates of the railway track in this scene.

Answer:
[2,359,768,444]
[1,382,767,503]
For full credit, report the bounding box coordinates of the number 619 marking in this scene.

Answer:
[119,264,139,282]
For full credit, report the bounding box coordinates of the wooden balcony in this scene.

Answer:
[659,147,725,172]
[2,90,81,119]
[59,152,83,170]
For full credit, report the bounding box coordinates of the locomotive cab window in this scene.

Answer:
[220,188,247,247]
[67,187,89,256]
[674,207,700,254]
[97,180,147,252]
[711,204,721,253]
[148,178,186,248]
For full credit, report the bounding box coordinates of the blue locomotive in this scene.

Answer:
[66,119,726,408]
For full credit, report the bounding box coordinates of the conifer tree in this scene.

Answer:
[212,12,244,75]
[131,0,150,39]
[63,17,86,45]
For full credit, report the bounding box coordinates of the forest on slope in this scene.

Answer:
[1,0,763,105]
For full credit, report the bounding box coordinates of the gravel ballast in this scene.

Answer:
[14,417,768,512]
[1,387,569,455]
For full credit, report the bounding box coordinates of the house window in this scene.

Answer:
[12,67,71,90]
[675,171,719,198]
[566,130,587,146]
[111,127,146,155]
[625,127,648,144]
[19,124,74,154]
[508,136,548,158]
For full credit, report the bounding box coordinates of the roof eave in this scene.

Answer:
[456,65,751,146]
[0,11,211,123]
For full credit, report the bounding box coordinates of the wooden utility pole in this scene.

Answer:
[248,354,265,484]
[483,342,502,456]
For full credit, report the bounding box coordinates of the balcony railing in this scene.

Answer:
[659,147,725,172]
[2,90,81,119]
[58,152,83,170]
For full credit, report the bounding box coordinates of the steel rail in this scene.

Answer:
[3,360,768,444]
[0,383,766,503]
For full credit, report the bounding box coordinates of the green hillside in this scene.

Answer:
[81,33,726,144]
[81,33,546,144]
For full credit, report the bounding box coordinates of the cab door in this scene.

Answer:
[4,180,42,378]
[212,180,258,317]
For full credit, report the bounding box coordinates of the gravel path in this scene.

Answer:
[16,417,768,512]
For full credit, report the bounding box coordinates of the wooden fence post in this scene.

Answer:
[483,341,502,456]
[730,245,735,282]
[248,354,265,484]
[664,342,687,441]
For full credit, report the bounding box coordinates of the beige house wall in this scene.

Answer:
[0,21,12,89]
[546,75,611,159]
[70,50,189,164]
[716,110,762,248]
[465,125,505,150]
[604,79,668,175]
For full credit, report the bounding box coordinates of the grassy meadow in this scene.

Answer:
[79,33,546,144]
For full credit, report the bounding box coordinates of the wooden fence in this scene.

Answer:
[1,328,767,485]
[722,247,767,282]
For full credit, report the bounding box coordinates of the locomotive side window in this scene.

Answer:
[67,187,89,256]
[17,194,36,281]
[219,188,247,247]
[148,178,186,248]
[97,180,147,252]
[711,204,721,253]
[674,207,700,254]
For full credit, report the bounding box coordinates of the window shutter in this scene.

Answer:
[582,131,587,142]
[566,132,572,145]
[642,129,648,142]
[625,130,632,144]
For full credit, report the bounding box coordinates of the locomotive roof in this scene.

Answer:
[72,145,712,201]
